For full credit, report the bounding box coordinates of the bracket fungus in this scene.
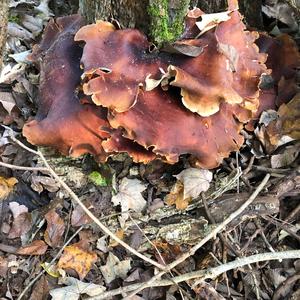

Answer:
[23,0,300,169]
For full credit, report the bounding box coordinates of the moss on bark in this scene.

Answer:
[148,0,190,45]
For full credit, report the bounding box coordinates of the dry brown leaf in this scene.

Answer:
[165,181,190,210]
[0,256,8,277]
[109,229,124,248]
[271,145,299,168]
[8,201,31,239]
[71,202,93,227]
[44,209,65,248]
[17,240,48,255]
[100,252,131,284]
[175,168,213,199]
[57,241,97,280]
[29,275,49,300]
[0,176,18,199]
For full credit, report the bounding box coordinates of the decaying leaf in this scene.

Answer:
[0,176,18,199]
[7,201,32,239]
[175,168,213,199]
[71,202,93,227]
[166,168,212,210]
[100,252,131,284]
[271,145,299,168]
[0,92,16,114]
[165,181,187,210]
[29,275,49,300]
[17,240,48,255]
[264,93,300,149]
[44,209,65,248]
[50,277,105,300]
[57,241,97,280]
[112,178,147,225]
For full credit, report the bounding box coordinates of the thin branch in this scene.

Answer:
[125,174,270,298]
[4,135,165,272]
[87,250,300,299]
[17,226,84,300]
[37,150,165,270]
[0,161,48,172]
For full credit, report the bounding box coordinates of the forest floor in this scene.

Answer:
[0,1,300,299]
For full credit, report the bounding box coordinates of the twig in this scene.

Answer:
[0,161,48,172]
[272,273,300,300]
[263,215,300,243]
[125,174,271,298]
[128,214,190,300]
[17,226,84,300]
[38,151,164,270]
[87,250,300,299]
[5,134,165,271]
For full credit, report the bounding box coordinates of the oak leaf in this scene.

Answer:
[57,241,97,280]
[17,240,48,255]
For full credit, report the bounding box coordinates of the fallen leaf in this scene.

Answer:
[8,201,27,218]
[50,277,105,300]
[41,262,60,278]
[71,202,93,227]
[112,178,147,226]
[29,275,49,300]
[7,22,34,40]
[271,145,299,168]
[7,212,32,239]
[100,252,131,284]
[44,209,65,248]
[196,11,231,35]
[57,241,97,280]
[175,168,213,199]
[262,3,298,29]
[0,92,16,114]
[96,236,108,253]
[8,201,32,239]
[17,240,48,255]
[162,42,204,57]
[278,223,300,242]
[109,229,124,248]
[31,175,59,193]
[0,256,8,277]
[165,181,189,210]
[0,177,18,199]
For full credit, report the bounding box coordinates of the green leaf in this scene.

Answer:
[88,171,108,187]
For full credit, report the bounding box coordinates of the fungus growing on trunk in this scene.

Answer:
[23,0,300,168]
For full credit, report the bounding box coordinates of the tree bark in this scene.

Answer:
[79,0,263,43]
[0,0,9,72]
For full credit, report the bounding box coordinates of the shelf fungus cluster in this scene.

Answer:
[23,0,300,169]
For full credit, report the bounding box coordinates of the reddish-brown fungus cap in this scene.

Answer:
[77,7,267,117]
[108,89,245,169]
[75,3,270,167]
[75,22,163,112]
[23,15,110,159]
[102,129,157,163]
